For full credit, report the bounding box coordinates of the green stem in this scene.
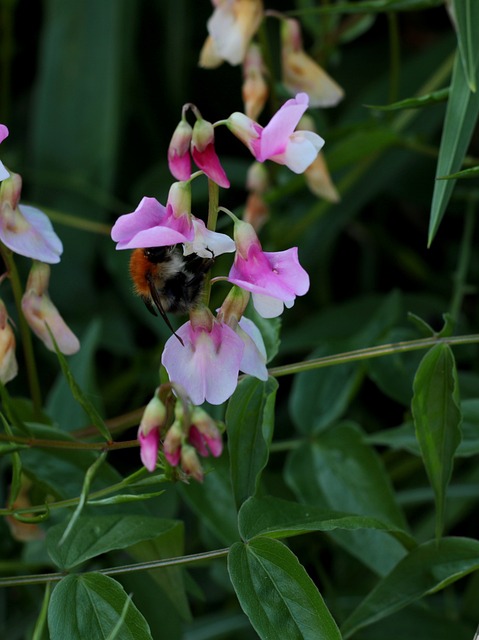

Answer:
[449,199,475,325]
[0,248,42,416]
[0,547,230,588]
[202,179,220,306]
[267,333,479,378]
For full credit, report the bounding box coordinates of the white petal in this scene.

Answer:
[252,293,285,318]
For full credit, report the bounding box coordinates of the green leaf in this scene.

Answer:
[46,514,179,570]
[438,165,479,180]
[341,537,479,638]
[451,0,479,92]
[238,496,416,549]
[226,376,278,509]
[366,88,449,111]
[294,0,443,15]
[412,344,462,538]
[285,422,408,575]
[428,52,479,245]
[48,573,152,640]
[127,521,190,622]
[178,453,239,546]
[228,538,342,640]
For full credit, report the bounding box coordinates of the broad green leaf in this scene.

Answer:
[128,520,190,621]
[179,453,239,546]
[412,344,462,537]
[285,422,408,575]
[226,377,278,509]
[228,538,342,640]
[46,515,179,570]
[48,573,152,640]
[366,88,449,111]
[428,52,479,245]
[451,0,479,92]
[341,537,479,638]
[238,496,416,549]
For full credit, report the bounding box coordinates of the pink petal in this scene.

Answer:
[0,124,9,144]
[192,144,230,189]
[0,204,63,264]
[139,427,159,472]
[0,161,9,181]
[237,317,268,379]
[111,197,167,244]
[183,218,235,258]
[271,131,325,174]
[162,321,244,405]
[168,150,192,181]
[258,93,309,161]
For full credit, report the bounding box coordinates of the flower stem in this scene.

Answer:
[267,333,479,378]
[203,179,220,306]
[0,247,42,416]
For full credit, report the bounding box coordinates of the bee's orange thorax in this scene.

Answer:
[129,249,152,297]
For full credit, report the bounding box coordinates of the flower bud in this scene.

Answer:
[242,44,268,120]
[191,118,230,188]
[180,444,204,482]
[190,407,223,458]
[163,421,183,466]
[0,300,17,384]
[21,262,80,355]
[168,119,193,181]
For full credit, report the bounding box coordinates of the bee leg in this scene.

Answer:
[146,274,185,347]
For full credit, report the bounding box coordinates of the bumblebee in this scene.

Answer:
[129,245,214,343]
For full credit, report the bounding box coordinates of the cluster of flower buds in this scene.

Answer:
[137,385,223,482]
[0,127,79,384]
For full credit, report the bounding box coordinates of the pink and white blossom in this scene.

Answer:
[228,219,309,317]
[227,92,324,174]
[110,191,194,250]
[161,309,244,405]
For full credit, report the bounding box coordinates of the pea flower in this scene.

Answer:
[281,18,344,108]
[0,172,63,263]
[191,117,230,189]
[137,393,167,472]
[111,184,195,250]
[227,217,309,318]
[227,92,324,173]
[200,0,264,67]
[21,262,80,355]
[162,307,245,405]
[0,300,18,384]
[0,124,10,181]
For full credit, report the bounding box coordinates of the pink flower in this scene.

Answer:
[161,308,244,405]
[189,406,224,457]
[227,219,309,317]
[191,118,230,188]
[168,119,193,181]
[183,217,236,258]
[138,393,166,472]
[0,173,63,263]
[0,124,10,181]
[227,92,325,173]
[21,262,80,355]
[111,187,194,251]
